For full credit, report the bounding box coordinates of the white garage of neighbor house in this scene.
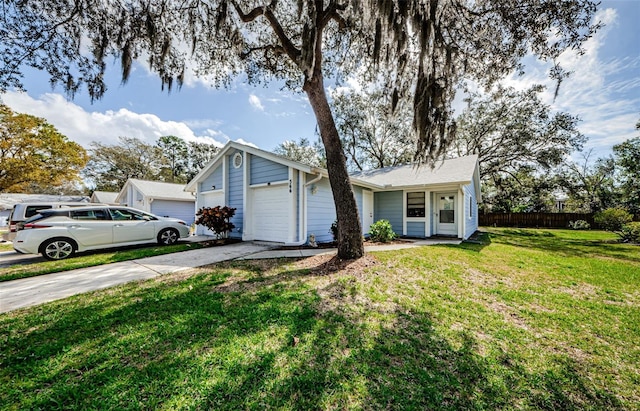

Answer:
[115,178,196,225]
[186,141,481,244]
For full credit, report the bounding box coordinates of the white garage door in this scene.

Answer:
[199,192,225,236]
[252,185,290,243]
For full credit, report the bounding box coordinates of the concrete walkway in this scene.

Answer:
[0,241,272,313]
[0,237,461,314]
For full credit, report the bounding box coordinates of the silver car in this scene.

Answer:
[13,206,191,260]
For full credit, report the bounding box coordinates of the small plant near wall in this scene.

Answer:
[195,206,236,240]
[369,220,397,243]
[594,208,633,236]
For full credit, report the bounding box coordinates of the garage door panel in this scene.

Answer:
[252,185,289,242]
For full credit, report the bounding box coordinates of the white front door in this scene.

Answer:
[436,192,457,236]
[362,190,374,234]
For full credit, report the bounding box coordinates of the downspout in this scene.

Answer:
[288,171,322,246]
[304,172,323,187]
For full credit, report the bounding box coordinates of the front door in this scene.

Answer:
[436,193,457,236]
[362,190,374,234]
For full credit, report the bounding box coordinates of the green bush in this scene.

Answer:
[620,222,640,243]
[369,219,397,243]
[594,208,633,233]
[568,220,591,230]
[195,206,236,239]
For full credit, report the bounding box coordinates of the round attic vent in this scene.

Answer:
[233,152,243,168]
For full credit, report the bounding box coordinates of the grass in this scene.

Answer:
[0,242,204,282]
[1,228,638,410]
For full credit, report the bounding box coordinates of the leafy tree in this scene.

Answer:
[453,85,586,181]
[481,166,557,213]
[332,88,414,171]
[157,135,189,183]
[0,104,88,192]
[612,134,640,215]
[83,137,165,191]
[185,141,220,181]
[0,0,600,258]
[274,137,325,167]
[558,151,618,213]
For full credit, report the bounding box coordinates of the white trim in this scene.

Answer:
[298,170,306,245]
[425,189,432,237]
[288,168,296,243]
[248,180,289,189]
[403,189,428,237]
[242,150,250,241]
[458,187,464,238]
[233,152,243,168]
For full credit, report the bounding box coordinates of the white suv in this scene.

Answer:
[13,206,191,260]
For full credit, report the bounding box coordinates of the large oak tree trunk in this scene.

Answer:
[304,74,364,259]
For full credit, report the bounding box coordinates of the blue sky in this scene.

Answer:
[1,0,638,161]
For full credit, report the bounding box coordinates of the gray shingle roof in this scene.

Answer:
[350,155,479,189]
[126,179,194,201]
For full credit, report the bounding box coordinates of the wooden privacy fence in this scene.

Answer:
[479,213,598,229]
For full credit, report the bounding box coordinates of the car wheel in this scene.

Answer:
[41,238,76,260]
[158,228,179,245]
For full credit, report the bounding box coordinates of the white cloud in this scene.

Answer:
[0,91,225,148]
[248,94,264,111]
[499,7,639,157]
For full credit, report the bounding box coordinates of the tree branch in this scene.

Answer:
[230,0,301,62]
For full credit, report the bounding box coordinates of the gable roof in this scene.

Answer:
[351,155,479,188]
[116,179,195,203]
[186,141,322,192]
[90,191,119,204]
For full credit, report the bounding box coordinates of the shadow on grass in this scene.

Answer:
[1,260,624,410]
[487,229,640,264]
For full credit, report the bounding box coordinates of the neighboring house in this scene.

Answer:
[0,193,89,226]
[115,179,196,225]
[186,141,480,243]
[90,191,119,205]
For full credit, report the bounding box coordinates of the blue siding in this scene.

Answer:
[463,183,478,239]
[200,165,223,192]
[306,178,336,243]
[374,191,403,235]
[250,155,289,185]
[406,221,425,237]
[227,151,244,238]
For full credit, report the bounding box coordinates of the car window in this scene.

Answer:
[25,205,53,218]
[109,208,150,221]
[71,209,109,220]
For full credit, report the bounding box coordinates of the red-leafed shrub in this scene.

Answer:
[195,206,236,239]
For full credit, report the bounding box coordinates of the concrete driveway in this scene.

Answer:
[0,242,273,314]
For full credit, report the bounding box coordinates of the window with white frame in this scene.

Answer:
[406,192,425,217]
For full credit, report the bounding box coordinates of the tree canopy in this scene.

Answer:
[0,0,600,258]
[83,136,219,191]
[612,134,640,215]
[453,84,585,181]
[332,88,414,171]
[0,104,88,193]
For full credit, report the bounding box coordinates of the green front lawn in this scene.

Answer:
[1,228,638,409]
